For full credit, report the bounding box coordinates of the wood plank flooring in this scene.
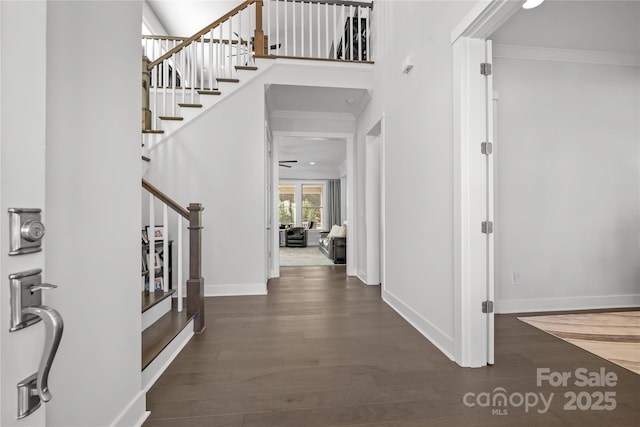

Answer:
[144,266,640,426]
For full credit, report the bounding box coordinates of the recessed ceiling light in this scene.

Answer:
[522,0,544,9]
[309,162,316,165]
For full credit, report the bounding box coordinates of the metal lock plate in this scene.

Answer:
[9,269,44,332]
[9,208,45,255]
[17,373,41,419]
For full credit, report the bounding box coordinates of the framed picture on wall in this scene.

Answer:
[142,229,149,244]
[145,225,166,241]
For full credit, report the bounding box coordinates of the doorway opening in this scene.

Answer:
[265,84,370,278]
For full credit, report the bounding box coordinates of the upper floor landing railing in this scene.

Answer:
[259,0,372,61]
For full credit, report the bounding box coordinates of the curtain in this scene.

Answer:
[326,179,341,229]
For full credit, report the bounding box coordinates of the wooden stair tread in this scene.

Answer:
[142,129,164,134]
[158,116,184,121]
[197,90,221,95]
[142,308,193,370]
[178,103,203,108]
[141,289,175,313]
[235,65,258,71]
[216,78,240,83]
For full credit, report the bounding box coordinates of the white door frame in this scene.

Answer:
[269,131,356,278]
[451,0,523,367]
[363,118,385,287]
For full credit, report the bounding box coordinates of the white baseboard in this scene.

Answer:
[205,282,267,296]
[142,318,194,391]
[496,293,640,314]
[109,390,147,427]
[382,289,455,361]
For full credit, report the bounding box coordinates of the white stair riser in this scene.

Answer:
[141,298,171,331]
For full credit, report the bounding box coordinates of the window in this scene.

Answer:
[302,184,323,230]
[278,182,325,230]
[279,185,296,226]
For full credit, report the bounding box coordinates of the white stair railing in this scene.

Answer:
[142,180,205,333]
[144,0,257,128]
[263,0,372,61]
[143,185,190,313]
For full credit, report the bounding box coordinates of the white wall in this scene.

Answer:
[45,2,144,426]
[355,0,479,360]
[147,60,372,296]
[493,53,640,312]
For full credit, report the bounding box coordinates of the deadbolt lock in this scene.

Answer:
[9,208,45,255]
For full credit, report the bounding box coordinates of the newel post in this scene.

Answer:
[254,0,265,55]
[142,56,151,130]
[187,203,205,334]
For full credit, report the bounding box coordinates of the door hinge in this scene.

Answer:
[481,221,494,234]
[480,63,492,76]
[481,142,493,155]
[482,300,494,314]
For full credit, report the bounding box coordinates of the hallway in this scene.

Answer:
[144,266,640,426]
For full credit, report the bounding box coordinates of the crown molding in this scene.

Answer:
[270,110,356,121]
[493,44,640,67]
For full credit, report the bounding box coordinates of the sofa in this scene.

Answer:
[319,224,346,264]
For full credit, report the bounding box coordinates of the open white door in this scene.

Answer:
[484,41,495,365]
[453,36,495,367]
[1,1,56,424]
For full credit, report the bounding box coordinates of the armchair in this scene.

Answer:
[285,227,307,247]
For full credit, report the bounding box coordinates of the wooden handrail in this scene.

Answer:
[143,34,248,46]
[148,0,256,70]
[142,179,189,219]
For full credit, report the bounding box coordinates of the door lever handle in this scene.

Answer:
[21,305,63,402]
[30,283,57,293]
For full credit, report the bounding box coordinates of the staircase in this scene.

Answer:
[140,179,204,390]
[138,0,373,392]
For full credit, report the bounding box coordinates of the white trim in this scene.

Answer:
[271,110,355,121]
[382,289,455,361]
[109,391,148,427]
[493,44,640,67]
[141,297,171,331]
[205,282,267,296]
[451,0,523,43]
[272,130,355,139]
[497,294,640,314]
[346,136,356,277]
[142,318,194,391]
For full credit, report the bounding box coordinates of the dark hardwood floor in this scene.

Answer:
[144,266,640,426]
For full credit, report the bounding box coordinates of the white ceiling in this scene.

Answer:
[490,0,640,53]
[266,84,370,174]
[266,84,370,117]
[279,137,346,169]
[146,1,245,36]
